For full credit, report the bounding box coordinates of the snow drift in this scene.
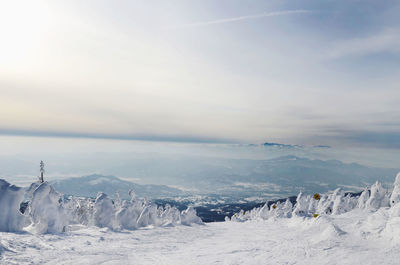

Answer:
[0,180,202,234]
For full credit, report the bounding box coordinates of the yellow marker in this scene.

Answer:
[313,193,321,200]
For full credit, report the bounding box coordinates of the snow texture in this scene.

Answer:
[2,174,400,264]
[0,180,203,234]
[26,182,70,234]
[390,172,400,206]
[1,208,400,264]
[0,179,28,232]
[228,180,391,222]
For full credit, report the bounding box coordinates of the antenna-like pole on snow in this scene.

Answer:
[39,160,45,183]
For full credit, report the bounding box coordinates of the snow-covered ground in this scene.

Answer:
[2,174,400,264]
[1,208,400,265]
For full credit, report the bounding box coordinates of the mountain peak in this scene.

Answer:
[262,142,301,148]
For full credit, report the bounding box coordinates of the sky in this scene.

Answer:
[0,0,399,147]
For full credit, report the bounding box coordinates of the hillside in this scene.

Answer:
[51,174,184,199]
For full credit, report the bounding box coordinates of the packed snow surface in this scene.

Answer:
[1,174,400,264]
[1,209,400,264]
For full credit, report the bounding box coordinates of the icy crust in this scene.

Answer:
[228,175,399,222]
[0,180,202,234]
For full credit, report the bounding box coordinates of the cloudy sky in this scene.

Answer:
[0,0,399,147]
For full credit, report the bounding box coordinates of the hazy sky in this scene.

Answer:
[1,0,399,147]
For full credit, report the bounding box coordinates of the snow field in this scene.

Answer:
[1,210,400,264]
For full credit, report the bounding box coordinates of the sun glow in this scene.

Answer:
[0,1,52,70]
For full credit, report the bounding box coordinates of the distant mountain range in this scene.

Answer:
[262,142,301,148]
[135,154,398,199]
[51,174,184,199]
[258,142,331,148]
[49,155,399,203]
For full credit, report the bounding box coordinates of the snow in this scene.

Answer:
[1,210,400,264]
[390,172,400,206]
[0,179,28,232]
[2,175,400,264]
[228,182,388,222]
[0,180,203,234]
[26,182,70,234]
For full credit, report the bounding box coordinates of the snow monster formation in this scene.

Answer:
[1,173,400,234]
[0,180,202,234]
[390,172,400,206]
[229,172,400,222]
[0,179,29,231]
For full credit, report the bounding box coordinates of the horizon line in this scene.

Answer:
[0,128,238,144]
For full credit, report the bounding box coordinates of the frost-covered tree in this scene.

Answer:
[39,160,45,183]
[365,181,389,211]
[0,179,28,232]
[357,188,370,209]
[0,177,203,234]
[390,173,400,206]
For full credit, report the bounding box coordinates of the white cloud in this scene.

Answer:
[327,28,400,58]
[1,1,399,145]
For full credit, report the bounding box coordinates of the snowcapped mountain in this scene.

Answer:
[51,174,185,199]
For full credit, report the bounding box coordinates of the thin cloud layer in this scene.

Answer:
[327,28,400,58]
[0,1,399,146]
[166,10,313,29]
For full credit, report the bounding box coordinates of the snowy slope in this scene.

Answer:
[1,209,400,265]
[2,174,400,264]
